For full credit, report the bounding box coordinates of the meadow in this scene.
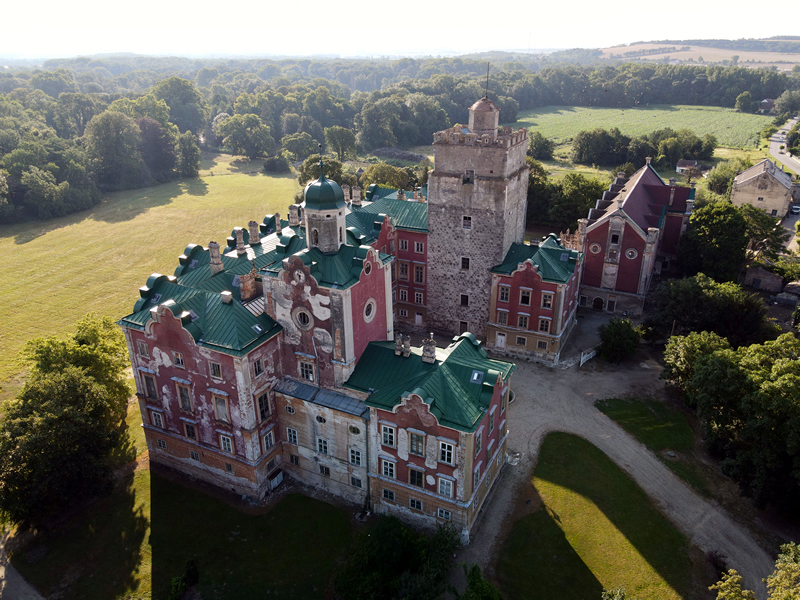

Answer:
[0,154,299,402]
[509,105,772,149]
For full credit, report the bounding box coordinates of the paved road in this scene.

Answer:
[458,323,775,598]
[769,116,800,176]
[0,533,44,600]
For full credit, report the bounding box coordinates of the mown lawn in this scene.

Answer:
[497,432,692,600]
[508,105,772,149]
[0,156,299,402]
[596,397,713,497]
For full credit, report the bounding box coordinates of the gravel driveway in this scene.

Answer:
[456,313,775,599]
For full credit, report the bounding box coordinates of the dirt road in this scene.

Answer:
[457,316,775,599]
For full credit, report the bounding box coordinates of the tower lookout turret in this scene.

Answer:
[468,97,500,141]
[302,161,347,254]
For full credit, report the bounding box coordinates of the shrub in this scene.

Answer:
[263,155,292,173]
[597,318,642,363]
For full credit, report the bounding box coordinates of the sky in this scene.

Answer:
[2,0,795,59]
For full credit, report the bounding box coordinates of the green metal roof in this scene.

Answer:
[303,166,346,212]
[118,275,282,357]
[350,196,428,233]
[345,334,515,433]
[490,234,581,284]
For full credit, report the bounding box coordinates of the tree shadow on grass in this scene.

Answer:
[496,505,603,600]
[10,470,150,600]
[534,433,691,598]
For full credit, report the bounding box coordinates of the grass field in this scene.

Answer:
[595,397,711,497]
[497,432,694,600]
[598,43,800,70]
[508,105,772,149]
[0,153,300,402]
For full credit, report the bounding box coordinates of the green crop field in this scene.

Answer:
[0,154,299,402]
[508,105,772,149]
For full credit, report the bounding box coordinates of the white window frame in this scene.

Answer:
[253,358,264,376]
[257,392,270,422]
[184,422,196,440]
[287,427,298,445]
[263,430,274,451]
[415,291,424,304]
[317,438,329,455]
[499,286,510,303]
[176,383,192,412]
[439,441,454,465]
[137,340,149,358]
[383,488,395,501]
[382,459,395,479]
[299,361,315,382]
[151,410,163,428]
[438,478,453,498]
[220,434,233,454]
[173,351,185,368]
[541,293,553,309]
[399,239,408,252]
[410,433,425,456]
[414,241,424,254]
[214,395,230,423]
[350,448,362,466]
[438,508,452,521]
[209,361,222,379]
[381,425,395,448]
[410,498,423,511]
[351,476,362,488]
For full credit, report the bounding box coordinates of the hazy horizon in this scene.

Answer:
[2,0,796,61]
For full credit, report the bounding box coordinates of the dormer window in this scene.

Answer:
[610,234,620,244]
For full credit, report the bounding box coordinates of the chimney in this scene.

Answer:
[274,213,282,233]
[397,189,406,201]
[394,332,403,355]
[209,241,224,275]
[421,333,436,364]
[248,221,261,245]
[401,335,411,358]
[221,291,233,304]
[235,227,246,254]
[669,178,676,206]
[289,204,300,226]
[645,156,652,165]
[342,184,350,203]
[351,186,362,207]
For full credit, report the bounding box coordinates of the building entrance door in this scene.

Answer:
[496,332,506,349]
[415,312,423,326]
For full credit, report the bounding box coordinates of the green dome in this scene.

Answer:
[303,165,346,212]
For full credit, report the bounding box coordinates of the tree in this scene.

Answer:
[108,94,176,137]
[360,163,410,190]
[661,331,730,398]
[571,128,630,165]
[54,92,104,138]
[774,90,800,115]
[325,126,356,161]
[709,570,757,600]
[217,114,273,159]
[458,564,505,600]
[297,154,343,186]
[597,318,642,363]
[137,117,176,183]
[280,131,317,161]
[527,130,555,160]
[734,91,756,113]
[710,543,800,599]
[739,203,791,260]
[175,131,201,178]
[151,76,207,134]
[547,172,606,231]
[678,201,747,282]
[20,166,69,219]
[84,111,149,192]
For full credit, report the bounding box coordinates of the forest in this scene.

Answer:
[1,55,799,223]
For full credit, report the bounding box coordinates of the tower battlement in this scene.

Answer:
[433,126,528,150]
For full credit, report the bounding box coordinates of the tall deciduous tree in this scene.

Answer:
[324,126,356,161]
[84,111,149,191]
[217,114,274,159]
[280,131,317,161]
[137,117,176,183]
[678,201,747,282]
[527,131,555,160]
[297,154,343,186]
[176,131,201,178]
[739,203,791,260]
[152,76,207,134]
[360,163,410,190]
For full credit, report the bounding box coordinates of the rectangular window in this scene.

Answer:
[390,240,395,253]
[399,239,408,252]
[539,319,550,333]
[253,358,263,376]
[438,508,452,521]
[317,438,328,455]
[209,361,222,379]
[214,395,230,423]
[499,286,510,302]
[263,431,274,451]
[415,241,424,253]
[474,467,481,490]
[319,465,330,477]
[220,435,233,453]
[382,425,395,447]
[287,427,298,445]
[410,433,424,456]
[290,454,299,466]
[611,233,620,244]
[579,295,587,307]
[351,476,362,488]
[173,351,185,368]
[143,374,157,400]
[475,432,482,457]
[541,293,553,309]
[757,196,764,202]
[460,321,469,334]
[399,262,408,280]
[258,392,270,422]
[410,498,422,511]
[439,441,453,465]
[409,469,424,487]
[462,215,472,229]
[415,291,423,304]
[137,340,149,358]
[350,448,362,466]
[520,290,531,306]
[177,384,192,412]
[414,265,424,284]
[399,309,408,318]
[607,300,616,313]
[460,294,469,307]
[400,289,408,302]
[300,362,315,382]
[438,478,453,498]
[225,463,234,473]
[461,257,470,270]
[157,438,167,449]
[392,265,396,282]
[190,450,200,461]
[382,460,395,479]
[151,411,163,428]
[489,413,494,433]
[518,315,529,329]
[267,459,275,471]
[185,423,196,440]
[537,340,548,350]
[516,336,526,346]
[383,488,395,501]
[497,311,507,325]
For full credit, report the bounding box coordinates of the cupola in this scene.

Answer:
[302,160,348,254]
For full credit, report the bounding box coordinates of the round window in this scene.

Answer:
[316,415,326,424]
[625,248,638,260]
[363,299,377,323]
[292,307,314,331]
[590,243,601,254]
[285,406,295,414]
[364,261,372,275]
[349,425,360,435]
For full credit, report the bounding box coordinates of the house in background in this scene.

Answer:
[675,159,698,174]
[730,159,792,217]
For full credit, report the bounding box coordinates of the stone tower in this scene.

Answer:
[426,97,529,338]
[302,161,347,254]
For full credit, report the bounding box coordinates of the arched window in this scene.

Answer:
[313,229,319,246]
